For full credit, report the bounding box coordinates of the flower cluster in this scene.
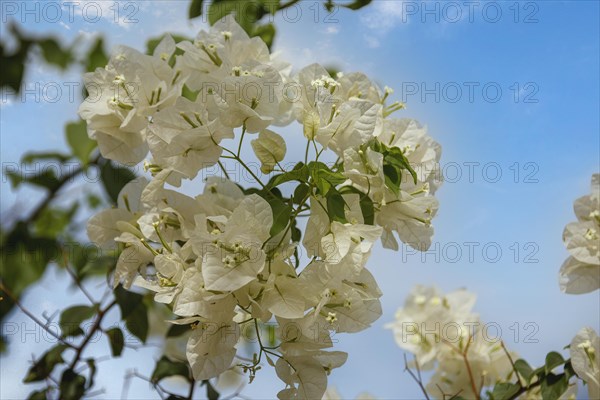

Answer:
[559,174,599,294]
[81,16,442,399]
[387,286,517,399]
[569,327,599,399]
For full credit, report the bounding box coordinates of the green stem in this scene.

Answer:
[304,139,311,165]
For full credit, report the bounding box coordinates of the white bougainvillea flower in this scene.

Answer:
[570,327,600,400]
[320,221,382,264]
[316,99,383,156]
[303,196,330,258]
[261,260,306,319]
[79,37,183,164]
[378,118,443,194]
[343,147,386,204]
[386,286,479,369]
[186,315,240,381]
[425,330,514,400]
[560,174,600,294]
[82,15,446,395]
[376,192,439,251]
[201,194,272,291]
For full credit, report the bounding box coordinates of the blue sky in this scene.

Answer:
[1,1,599,399]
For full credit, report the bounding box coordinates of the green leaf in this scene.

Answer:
[1,223,58,300]
[21,151,70,164]
[308,161,346,196]
[27,389,49,400]
[34,204,78,237]
[6,168,61,191]
[100,161,136,204]
[38,38,73,69]
[85,37,108,72]
[252,23,276,49]
[59,305,96,337]
[384,145,418,185]
[268,163,309,188]
[115,286,149,343]
[202,379,220,400]
[167,323,192,337]
[384,164,400,197]
[338,185,375,225]
[106,328,125,357]
[207,0,239,25]
[342,0,373,10]
[293,183,310,205]
[189,0,204,18]
[114,286,144,318]
[59,369,86,400]
[151,356,191,383]
[23,344,67,382]
[563,360,576,379]
[541,373,568,400]
[66,120,96,164]
[125,301,149,343]
[145,34,189,57]
[514,359,534,383]
[491,382,521,400]
[545,351,565,373]
[326,188,347,223]
[270,199,292,238]
[0,32,32,93]
[85,359,96,389]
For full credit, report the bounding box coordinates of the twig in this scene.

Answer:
[404,354,430,400]
[64,261,96,305]
[68,299,117,369]
[0,281,76,349]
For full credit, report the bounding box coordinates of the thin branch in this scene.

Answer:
[0,281,76,349]
[68,299,117,369]
[404,354,430,400]
[64,261,96,305]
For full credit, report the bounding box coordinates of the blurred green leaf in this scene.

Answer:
[85,359,96,389]
[252,23,276,49]
[100,162,136,204]
[38,38,73,69]
[21,152,70,164]
[59,369,86,400]
[6,169,61,191]
[66,120,96,165]
[106,328,125,357]
[151,355,191,383]
[27,389,49,400]
[59,305,96,337]
[34,204,78,237]
[85,37,108,72]
[541,373,568,400]
[202,379,220,400]
[514,359,534,383]
[23,344,67,382]
[491,382,520,400]
[167,323,192,337]
[545,351,565,373]
[115,286,149,343]
[189,0,204,18]
[342,0,372,10]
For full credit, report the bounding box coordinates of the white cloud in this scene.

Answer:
[360,1,409,32]
[325,26,340,35]
[364,35,380,49]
